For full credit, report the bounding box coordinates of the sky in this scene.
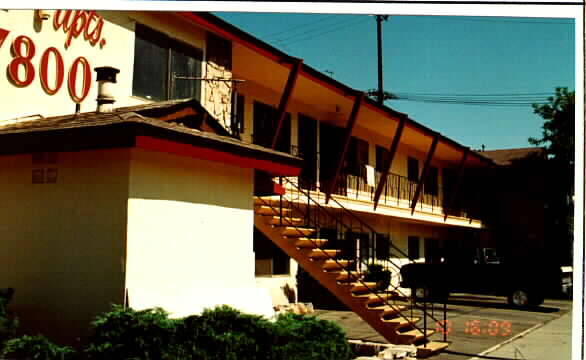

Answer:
[213,10,576,151]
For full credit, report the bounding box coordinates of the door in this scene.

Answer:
[298,114,318,190]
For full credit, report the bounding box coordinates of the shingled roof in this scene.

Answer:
[0,98,302,175]
[478,147,546,166]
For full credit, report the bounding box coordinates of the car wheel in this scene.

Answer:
[508,289,531,308]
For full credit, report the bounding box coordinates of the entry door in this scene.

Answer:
[298,114,318,190]
[424,238,444,263]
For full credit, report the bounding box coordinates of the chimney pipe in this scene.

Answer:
[94,66,120,113]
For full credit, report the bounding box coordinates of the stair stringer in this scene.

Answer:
[254,213,402,344]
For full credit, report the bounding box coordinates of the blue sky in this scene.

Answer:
[214,12,575,151]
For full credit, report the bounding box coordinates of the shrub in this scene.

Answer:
[1,335,74,360]
[0,288,18,350]
[85,304,179,360]
[363,264,392,291]
[179,305,275,360]
[273,313,352,360]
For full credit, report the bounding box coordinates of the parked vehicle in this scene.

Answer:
[399,248,548,308]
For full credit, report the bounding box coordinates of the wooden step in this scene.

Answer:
[365,293,401,305]
[397,329,435,344]
[350,282,379,293]
[330,270,362,283]
[381,316,420,329]
[308,249,340,259]
[255,205,291,217]
[416,341,449,358]
[294,238,328,248]
[322,259,351,271]
[269,216,305,226]
[280,227,315,237]
[367,304,406,315]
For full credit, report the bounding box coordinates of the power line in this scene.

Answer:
[275,16,370,47]
[260,14,339,41]
[420,16,574,26]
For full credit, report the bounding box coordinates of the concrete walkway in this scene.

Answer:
[470,311,573,360]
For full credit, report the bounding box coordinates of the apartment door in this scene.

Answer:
[319,123,345,195]
[424,238,444,263]
[298,114,318,190]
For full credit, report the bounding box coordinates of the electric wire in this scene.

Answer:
[275,16,370,47]
[260,14,339,41]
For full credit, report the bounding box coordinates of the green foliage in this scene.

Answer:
[363,264,392,291]
[0,288,18,350]
[529,87,575,165]
[84,304,350,360]
[85,304,180,360]
[180,305,275,360]
[1,335,74,360]
[273,313,352,360]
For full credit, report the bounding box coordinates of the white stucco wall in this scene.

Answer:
[125,148,273,318]
[0,149,130,343]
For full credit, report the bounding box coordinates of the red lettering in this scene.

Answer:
[53,10,74,32]
[64,11,88,48]
[40,47,65,95]
[68,56,91,103]
[8,35,36,87]
[0,27,9,49]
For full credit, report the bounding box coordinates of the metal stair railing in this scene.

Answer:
[256,175,449,344]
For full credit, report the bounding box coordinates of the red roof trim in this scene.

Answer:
[136,136,301,176]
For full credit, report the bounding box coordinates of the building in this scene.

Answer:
[0,9,499,354]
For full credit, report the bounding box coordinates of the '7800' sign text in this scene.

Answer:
[0,27,92,103]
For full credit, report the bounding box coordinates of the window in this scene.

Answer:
[408,236,420,260]
[252,101,291,153]
[376,145,390,172]
[206,32,232,70]
[133,24,202,101]
[230,93,245,135]
[407,157,419,182]
[375,234,391,260]
[347,137,369,177]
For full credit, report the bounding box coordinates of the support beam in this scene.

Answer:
[325,91,364,203]
[373,117,406,210]
[410,133,439,215]
[444,149,469,221]
[272,58,304,150]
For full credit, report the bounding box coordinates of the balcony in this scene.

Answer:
[295,168,482,228]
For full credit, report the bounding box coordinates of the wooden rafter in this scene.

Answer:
[272,58,304,150]
[325,91,364,203]
[373,117,406,210]
[410,133,440,215]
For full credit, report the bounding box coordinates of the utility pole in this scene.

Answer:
[376,15,389,105]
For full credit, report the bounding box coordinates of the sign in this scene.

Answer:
[1,10,108,103]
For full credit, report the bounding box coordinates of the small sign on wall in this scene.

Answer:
[32,152,58,184]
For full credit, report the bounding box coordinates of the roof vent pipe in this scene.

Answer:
[94,66,120,113]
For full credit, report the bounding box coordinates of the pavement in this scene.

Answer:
[469,311,573,360]
[313,296,574,360]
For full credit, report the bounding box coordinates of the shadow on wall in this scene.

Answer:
[296,268,349,311]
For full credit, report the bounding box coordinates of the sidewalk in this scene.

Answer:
[470,311,573,360]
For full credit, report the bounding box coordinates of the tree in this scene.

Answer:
[529,87,575,165]
[529,87,575,267]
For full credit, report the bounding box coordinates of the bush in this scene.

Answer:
[85,304,179,360]
[85,304,350,360]
[179,305,275,360]
[1,335,74,360]
[0,288,18,350]
[363,264,392,291]
[273,313,352,360]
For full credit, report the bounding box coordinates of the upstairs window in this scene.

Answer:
[425,166,439,196]
[133,24,202,102]
[347,137,369,177]
[252,101,291,153]
[375,145,390,172]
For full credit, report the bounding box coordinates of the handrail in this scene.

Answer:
[270,176,447,336]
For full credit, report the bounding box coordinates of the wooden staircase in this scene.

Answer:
[254,200,449,357]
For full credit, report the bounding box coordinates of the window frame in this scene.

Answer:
[132,23,203,102]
